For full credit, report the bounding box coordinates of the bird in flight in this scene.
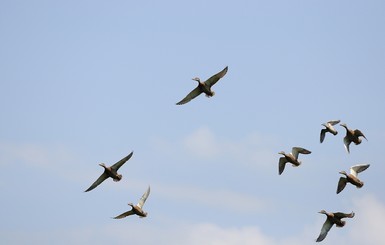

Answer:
[176,66,228,105]
[320,120,340,143]
[113,186,151,219]
[337,164,370,194]
[84,151,133,192]
[340,123,367,153]
[278,147,311,175]
[316,210,355,242]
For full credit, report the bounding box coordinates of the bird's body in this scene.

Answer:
[84,151,133,192]
[320,120,340,143]
[337,164,370,194]
[316,210,354,242]
[340,123,367,153]
[176,66,228,105]
[278,147,311,175]
[113,186,151,219]
[100,164,121,181]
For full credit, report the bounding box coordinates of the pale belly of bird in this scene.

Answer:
[111,173,122,182]
[335,219,346,227]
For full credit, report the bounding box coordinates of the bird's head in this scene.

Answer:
[340,123,348,129]
[192,77,201,83]
[318,210,327,215]
[128,203,134,207]
[339,170,348,176]
[278,151,285,155]
[99,163,106,168]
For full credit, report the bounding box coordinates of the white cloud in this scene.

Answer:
[0,222,275,245]
[155,182,271,213]
[349,194,385,245]
[111,176,271,214]
[185,223,275,245]
[0,141,87,181]
[183,126,221,158]
[180,126,277,169]
[0,142,54,167]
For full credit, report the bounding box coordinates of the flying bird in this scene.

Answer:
[337,164,370,194]
[320,120,340,143]
[84,151,133,192]
[340,123,367,153]
[113,186,151,219]
[278,147,311,175]
[316,210,355,242]
[176,66,228,105]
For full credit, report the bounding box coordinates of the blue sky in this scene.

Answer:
[1,0,385,244]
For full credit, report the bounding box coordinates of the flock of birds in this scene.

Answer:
[84,151,150,218]
[278,119,369,242]
[83,66,370,242]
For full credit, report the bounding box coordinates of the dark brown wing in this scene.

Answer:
[204,66,228,87]
[278,157,287,175]
[354,129,367,141]
[176,86,202,105]
[316,218,334,242]
[334,211,355,219]
[112,209,135,219]
[85,172,109,192]
[320,129,327,143]
[336,177,347,194]
[111,151,133,171]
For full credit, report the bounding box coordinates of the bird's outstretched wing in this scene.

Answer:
[336,177,347,194]
[204,66,228,87]
[350,164,370,177]
[334,211,355,219]
[112,210,135,219]
[316,219,334,242]
[320,128,327,143]
[85,172,109,192]
[137,186,151,209]
[343,136,351,153]
[111,151,134,171]
[354,129,367,141]
[176,86,202,105]
[292,147,311,160]
[278,157,287,175]
[328,120,340,126]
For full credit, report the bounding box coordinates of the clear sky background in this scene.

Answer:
[1,0,385,244]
